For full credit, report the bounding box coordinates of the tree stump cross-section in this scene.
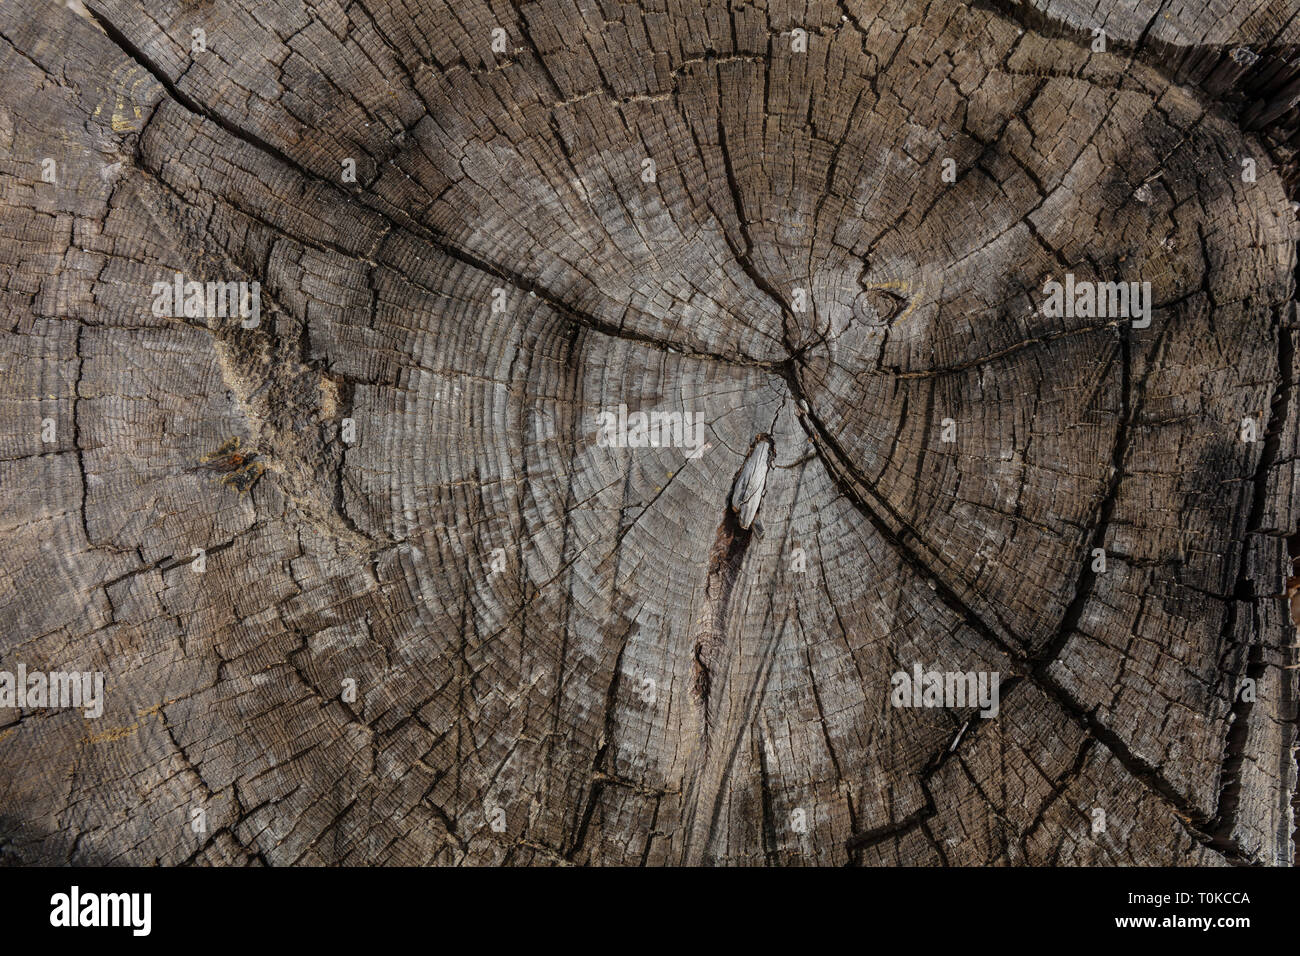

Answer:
[0,0,1297,866]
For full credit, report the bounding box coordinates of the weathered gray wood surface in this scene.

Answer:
[0,0,1296,865]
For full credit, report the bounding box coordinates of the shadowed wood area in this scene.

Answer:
[0,0,1297,866]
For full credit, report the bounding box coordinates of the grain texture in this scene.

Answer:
[0,0,1296,866]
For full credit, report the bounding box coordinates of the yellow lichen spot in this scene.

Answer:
[83,697,180,745]
[98,63,157,134]
[85,723,140,745]
[861,277,927,327]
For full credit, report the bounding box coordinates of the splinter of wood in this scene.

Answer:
[730,435,772,530]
